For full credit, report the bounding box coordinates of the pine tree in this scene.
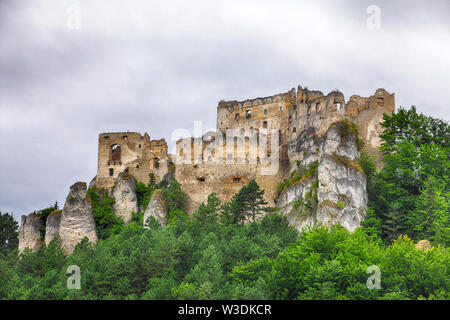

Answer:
[0,211,19,255]
[148,173,157,190]
[410,176,450,245]
[222,180,268,226]
[381,201,407,243]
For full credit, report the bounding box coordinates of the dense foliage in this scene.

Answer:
[0,211,18,256]
[365,106,449,245]
[87,188,123,240]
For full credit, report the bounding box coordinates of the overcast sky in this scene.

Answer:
[1,0,449,222]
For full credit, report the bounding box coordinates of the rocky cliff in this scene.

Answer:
[279,120,367,232]
[44,210,62,245]
[113,172,138,224]
[18,213,42,252]
[59,182,98,255]
[143,189,167,228]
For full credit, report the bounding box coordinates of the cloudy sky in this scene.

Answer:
[1,0,449,222]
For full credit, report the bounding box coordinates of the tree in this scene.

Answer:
[379,106,449,153]
[0,211,19,255]
[221,180,268,226]
[370,106,449,243]
[192,193,221,232]
[163,179,187,213]
[87,188,123,239]
[409,176,450,245]
[135,173,158,211]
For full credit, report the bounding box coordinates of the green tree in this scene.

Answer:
[192,193,221,233]
[221,180,268,226]
[0,211,19,255]
[163,179,187,213]
[37,202,59,241]
[410,176,450,245]
[371,106,449,243]
[87,187,123,239]
[136,173,158,211]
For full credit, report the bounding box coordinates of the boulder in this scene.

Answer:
[18,213,42,252]
[59,182,98,255]
[112,172,138,224]
[143,189,167,228]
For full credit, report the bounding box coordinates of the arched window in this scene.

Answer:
[109,168,114,176]
[111,144,121,161]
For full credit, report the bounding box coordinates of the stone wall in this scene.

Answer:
[96,132,170,190]
[175,130,287,214]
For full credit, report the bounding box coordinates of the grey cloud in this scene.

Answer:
[0,0,449,221]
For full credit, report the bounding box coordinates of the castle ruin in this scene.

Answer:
[94,85,394,214]
[19,84,395,253]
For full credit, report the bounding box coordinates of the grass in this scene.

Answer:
[332,118,365,151]
[319,200,346,209]
[277,161,318,195]
[291,179,319,218]
[332,152,365,176]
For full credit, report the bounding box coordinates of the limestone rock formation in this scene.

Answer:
[112,172,138,224]
[88,175,97,189]
[143,189,167,228]
[18,213,42,252]
[44,210,62,245]
[59,182,98,255]
[279,121,367,233]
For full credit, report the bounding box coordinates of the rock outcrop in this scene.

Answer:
[44,210,62,245]
[279,121,367,232]
[143,189,167,228]
[18,213,42,252]
[59,182,98,255]
[112,172,138,224]
[88,175,97,189]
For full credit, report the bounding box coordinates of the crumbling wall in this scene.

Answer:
[346,89,395,168]
[175,130,287,214]
[97,132,170,190]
